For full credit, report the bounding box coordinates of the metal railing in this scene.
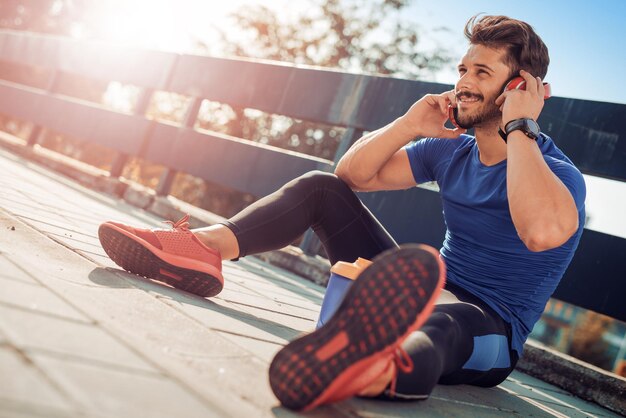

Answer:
[0,29,624,322]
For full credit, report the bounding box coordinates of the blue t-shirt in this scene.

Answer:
[404,134,586,354]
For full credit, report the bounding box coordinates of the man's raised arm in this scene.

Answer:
[334,91,466,192]
[496,71,580,251]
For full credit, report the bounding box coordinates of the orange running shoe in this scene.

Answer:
[98,214,224,297]
[269,244,445,411]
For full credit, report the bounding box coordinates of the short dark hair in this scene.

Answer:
[464,14,549,79]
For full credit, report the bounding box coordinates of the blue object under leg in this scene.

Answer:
[462,334,511,371]
[316,273,353,328]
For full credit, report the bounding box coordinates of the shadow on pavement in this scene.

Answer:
[88,267,302,342]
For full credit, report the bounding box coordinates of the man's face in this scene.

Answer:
[454,44,513,129]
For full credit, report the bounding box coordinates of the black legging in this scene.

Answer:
[221,170,518,398]
[222,170,397,264]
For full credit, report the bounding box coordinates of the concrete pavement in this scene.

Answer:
[0,147,619,417]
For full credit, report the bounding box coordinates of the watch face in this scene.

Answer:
[526,119,539,136]
[525,119,540,138]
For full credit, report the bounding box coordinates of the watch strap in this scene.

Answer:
[498,127,508,142]
[503,118,540,141]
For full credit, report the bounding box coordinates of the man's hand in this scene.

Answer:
[495,70,546,126]
[395,90,467,139]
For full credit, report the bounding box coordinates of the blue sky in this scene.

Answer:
[406,0,626,104]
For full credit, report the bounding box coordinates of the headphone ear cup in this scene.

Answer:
[504,77,526,91]
[505,77,551,99]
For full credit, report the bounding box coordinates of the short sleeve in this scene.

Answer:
[545,156,586,210]
[403,136,464,184]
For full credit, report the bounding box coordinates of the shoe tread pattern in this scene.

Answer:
[269,244,441,410]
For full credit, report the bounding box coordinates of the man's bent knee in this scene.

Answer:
[291,170,350,193]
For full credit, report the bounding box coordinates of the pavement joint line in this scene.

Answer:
[44,233,102,249]
[0,247,102,290]
[0,159,158,228]
[508,376,578,402]
[242,278,324,301]
[498,384,587,418]
[0,251,47,284]
[231,277,323,303]
[208,328,285,347]
[235,266,312,287]
[0,272,42,286]
[220,295,321,315]
[155,294,302,341]
[24,346,167,378]
[222,299,317,322]
[427,395,515,412]
[148,290,293,350]
[517,395,581,418]
[219,292,320,313]
[1,208,101,269]
[14,215,95,238]
[1,195,87,225]
[0,300,95,325]
[0,145,120,209]
[2,342,86,415]
[504,377,607,417]
[72,250,111,265]
[224,277,322,305]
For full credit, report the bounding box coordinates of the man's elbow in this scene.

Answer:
[522,219,579,252]
[334,166,370,190]
[334,167,356,188]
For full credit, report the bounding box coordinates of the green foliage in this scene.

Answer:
[218,0,451,79]
[195,0,453,164]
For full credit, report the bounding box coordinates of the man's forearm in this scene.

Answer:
[335,118,414,185]
[506,132,579,251]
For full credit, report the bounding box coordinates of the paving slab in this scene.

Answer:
[0,252,40,286]
[0,345,76,418]
[0,147,621,417]
[0,275,88,322]
[32,354,220,418]
[0,304,157,373]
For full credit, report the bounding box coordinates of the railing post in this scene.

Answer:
[26,70,60,146]
[299,127,364,257]
[109,87,154,178]
[155,96,203,196]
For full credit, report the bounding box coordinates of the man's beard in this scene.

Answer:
[455,93,501,129]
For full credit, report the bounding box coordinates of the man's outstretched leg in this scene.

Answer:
[269,244,445,411]
[99,170,397,297]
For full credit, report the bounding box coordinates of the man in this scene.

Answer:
[99,15,585,411]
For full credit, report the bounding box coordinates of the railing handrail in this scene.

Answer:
[0,29,623,180]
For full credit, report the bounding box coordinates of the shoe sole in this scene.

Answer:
[98,223,224,297]
[269,244,445,410]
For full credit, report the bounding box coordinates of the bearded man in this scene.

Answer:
[99,15,585,411]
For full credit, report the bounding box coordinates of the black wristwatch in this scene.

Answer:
[498,118,540,142]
